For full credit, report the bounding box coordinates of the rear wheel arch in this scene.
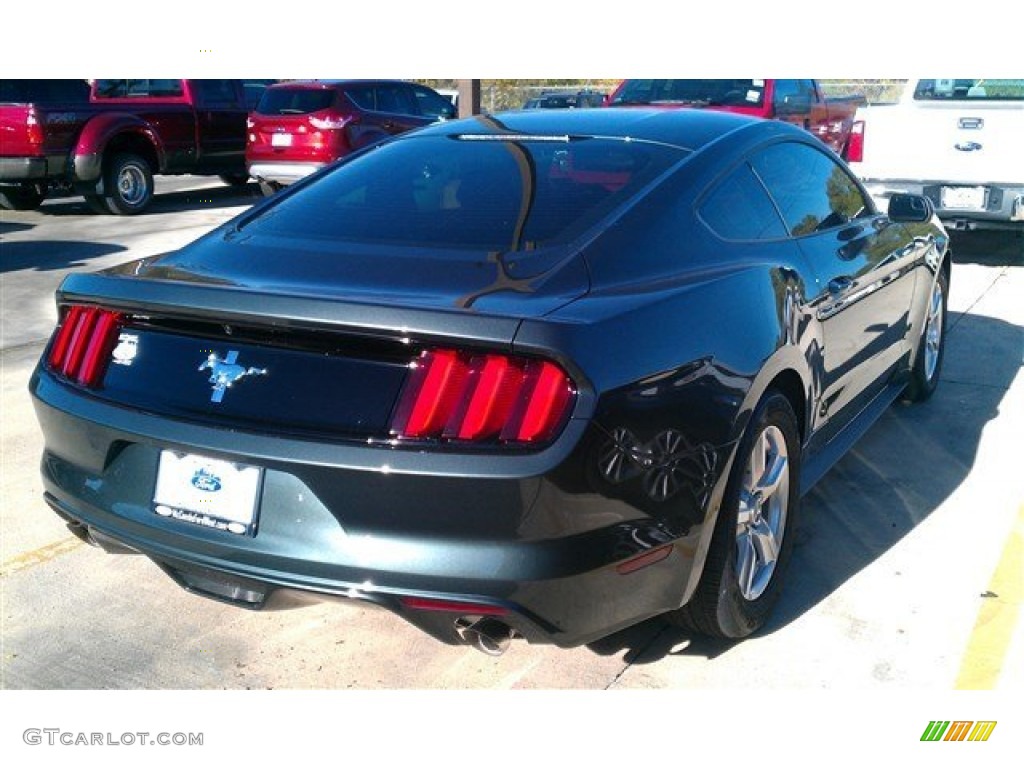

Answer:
[101,132,160,176]
[737,353,812,447]
[764,368,808,446]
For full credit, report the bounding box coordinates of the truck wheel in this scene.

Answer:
[0,183,47,211]
[102,153,154,215]
[667,391,801,638]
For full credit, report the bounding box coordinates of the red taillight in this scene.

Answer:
[46,306,124,388]
[391,349,575,445]
[308,112,352,130]
[26,107,43,147]
[845,120,865,163]
[503,361,574,443]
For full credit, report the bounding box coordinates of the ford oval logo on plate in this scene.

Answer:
[191,468,223,492]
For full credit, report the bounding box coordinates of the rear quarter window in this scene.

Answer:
[699,163,787,240]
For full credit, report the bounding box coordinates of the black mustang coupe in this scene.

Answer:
[31,109,950,654]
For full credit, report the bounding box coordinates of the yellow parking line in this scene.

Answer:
[0,536,83,579]
[955,504,1024,689]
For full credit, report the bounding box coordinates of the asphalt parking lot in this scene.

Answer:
[2,177,1022,691]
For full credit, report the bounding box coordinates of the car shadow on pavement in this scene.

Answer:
[588,311,1023,663]
[33,183,262,217]
[0,220,35,236]
[950,230,1023,267]
[0,240,127,273]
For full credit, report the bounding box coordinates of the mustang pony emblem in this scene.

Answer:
[198,351,267,403]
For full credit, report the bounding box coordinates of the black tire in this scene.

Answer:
[102,153,154,215]
[0,183,46,211]
[219,173,250,187]
[669,391,801,639]
[902,268,948,403]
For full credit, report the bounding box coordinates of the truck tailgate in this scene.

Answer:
[855,101,1024,185]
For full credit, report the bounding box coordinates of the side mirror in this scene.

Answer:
[888,193,934,223]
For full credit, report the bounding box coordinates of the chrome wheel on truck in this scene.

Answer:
[101,153,154,215]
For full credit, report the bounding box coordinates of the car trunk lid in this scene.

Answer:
[49,235,588,443]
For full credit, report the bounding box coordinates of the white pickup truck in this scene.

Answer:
[846,79,1024,232]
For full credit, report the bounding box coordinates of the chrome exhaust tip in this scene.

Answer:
[455,617,515,657]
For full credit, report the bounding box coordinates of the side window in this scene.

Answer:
[192,80,238,106]
[410,85,455,119]
[699,163,787,241]
[148,79,184,97]
[373,84,414,115]
[344,85,375,111]
[751,142,871,237]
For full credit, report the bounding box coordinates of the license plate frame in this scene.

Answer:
[940,185,987,210]
[153,451,262,536]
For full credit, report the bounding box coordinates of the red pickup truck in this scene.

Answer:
[605,79,864,156]
[0,79,254,214]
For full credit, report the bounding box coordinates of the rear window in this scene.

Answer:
[256,87,336,116]
[913,79,1024,101]
[611,79,766,107]
[93,80,184,98]
[0,79,90,104]
[242,135,686,252]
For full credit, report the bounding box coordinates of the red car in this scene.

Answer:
[606,79,864,156]
[246,80,455,191]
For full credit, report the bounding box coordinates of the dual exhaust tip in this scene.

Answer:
[455,617,516,657]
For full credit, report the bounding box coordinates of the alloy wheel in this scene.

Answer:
[735,424,790,601]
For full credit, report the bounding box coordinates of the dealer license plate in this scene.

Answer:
[941,185,987,210]
[153,451,262,536]
[271,133,292,147]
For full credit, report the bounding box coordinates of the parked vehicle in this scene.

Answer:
[246,80,455,190]
[522,90,606,109]
[31,109,950,654]
[0,79,252,214]
[846,79,1024,232]
[605,79,863,155]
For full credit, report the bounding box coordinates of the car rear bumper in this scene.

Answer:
[247,161,325,186]
[0,156,50,182]
[31,367,704,649]
[863,180,1024,230]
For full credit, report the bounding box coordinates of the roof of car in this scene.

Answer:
[414,107,774,151]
